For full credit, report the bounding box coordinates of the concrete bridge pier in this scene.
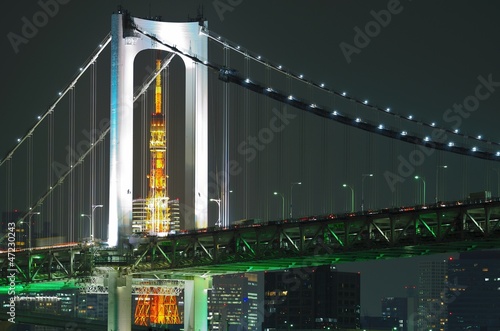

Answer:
[184,276,212,331]
[107,269,132,331]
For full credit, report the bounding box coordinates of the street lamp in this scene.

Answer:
[81,204,103,242]
[273,192,285,219]
[414,176,426,205]
[210,199,221,227]
[21,211,40,249]
[361,174,373,212]
[342,184,354,212]
[80,213,91,240]
[435,165,448,202]
[290,182,302,218]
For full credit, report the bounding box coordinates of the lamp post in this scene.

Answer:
[21,211,40,249]
[435,165,448,203]
[91,204,103,241]
[80,213,91,240]
[210,199,221,227]
[290,182,302,218]
[361,174,373,212]
[81,204,103,242]
[273,192,285,219]
[414,176,426,205]
[342,184,354,212]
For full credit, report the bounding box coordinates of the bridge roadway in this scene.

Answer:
[2,198,500,286]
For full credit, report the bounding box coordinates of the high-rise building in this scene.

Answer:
[168,198,181,232]
[132,198,181,234]
[417,260,449,331]
[77,293,108,320]
[263,265,360,330]
[404,285,418,331]
[208,273,264,331]
[132,199,148,234]
[447,250,500,330]
[381,297,408,331]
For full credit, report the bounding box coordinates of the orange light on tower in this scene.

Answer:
[134,57,181,328]
[145,57,170,235]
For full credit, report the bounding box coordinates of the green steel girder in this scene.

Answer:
[2,200,500,282]
[0,245,92,286]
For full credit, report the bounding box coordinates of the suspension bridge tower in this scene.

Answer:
[107,9,210,331]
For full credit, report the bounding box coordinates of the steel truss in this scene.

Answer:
[2,200,500,284]
[126,200,500,276]
[0,244,92,286]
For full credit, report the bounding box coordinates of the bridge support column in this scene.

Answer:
[107,270,132,331]
[184,276,211,331]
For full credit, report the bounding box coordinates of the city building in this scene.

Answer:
[14,291,75,317]
[168,198,181,232]
[77,293,108,320]
[263,265,360,330]
[132,198,181,234]
[417,260,449,331]
[208,273,264,331]
[447,250,500,330]
[404,285,417,331]
[381,297,408,331]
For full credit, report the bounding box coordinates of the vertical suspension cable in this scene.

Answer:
[90,62,97,235]
[58,184,63,238]
[78,161,84,241]
[344,113,349,212]
[141,91,147,200]
[242,51,249,219]
[164,63,169,200]
[27,136,33,211]
[6,160,12,222]
[484,159,489,194]
[321,88,326,214]
[68,87,75,242]
[413,145,418,205]
[396,116,401,207]
[436,150,441,204]
[330,92,335,213]
[373,111,378,209]
[222,46,230,225]
[47,110,54,238]
[264,62,271,220]
[99,135,106,240]
[462,137,468,199]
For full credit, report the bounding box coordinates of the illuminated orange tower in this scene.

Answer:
[135,57,181,327]
[145,57,170,235]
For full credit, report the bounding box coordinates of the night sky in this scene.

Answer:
[2,0,500,316]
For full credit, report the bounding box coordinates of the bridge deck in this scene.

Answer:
[2,199,500,284]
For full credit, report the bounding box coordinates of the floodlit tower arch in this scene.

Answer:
[108,11,208,248]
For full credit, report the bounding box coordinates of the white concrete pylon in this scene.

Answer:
[108,12,209,248]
